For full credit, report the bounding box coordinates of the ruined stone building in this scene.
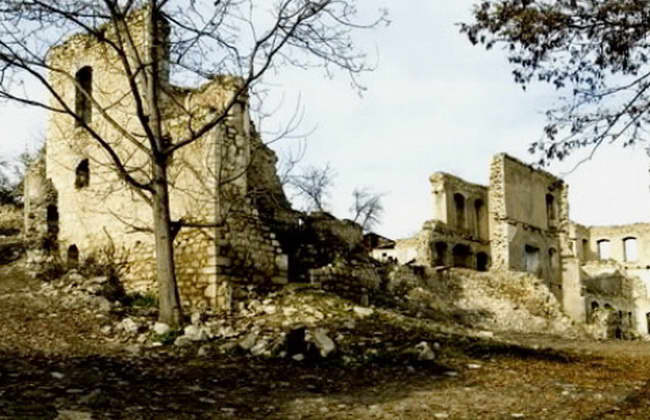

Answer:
[371,153,650,337]
[23,9,295,311]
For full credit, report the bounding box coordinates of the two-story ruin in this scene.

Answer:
[23,8,294,311]
[372,153,650,337]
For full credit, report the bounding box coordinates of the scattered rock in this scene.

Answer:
[415,341,435,361]
[91,296,112,312]
[263,305,277,315]
[477,330,494,339]
[197,344,210,357]
[174,335,193,347]
[184,324,208,342]
[283,307,298,317]
[118,317,139,334]
[153,322,171,335]
[311,328,336,358]
[238,331,259,351]
[78,389,103,405]
[353,306,374,317]
[56,410,93,420]
[190,311,203,326]
[51,371,65,380]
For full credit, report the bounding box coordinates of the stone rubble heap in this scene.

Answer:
[28,269,444,365]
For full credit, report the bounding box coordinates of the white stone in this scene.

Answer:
[118,318,139,334]
[477,330,494,339]
[197,344,210,357]
[250,339,270,357]
[190,311,203,326]
[238,331,258,351]
[92,296,112,313]
[353,306,374,317]
[283,307,298,317]
[415,341,435,361]
[153,322,171,335]
[174,335,193,347]
[311,328,336,358]
[263,305,277,315]
[51,371,65,379]
[184,325,208,341]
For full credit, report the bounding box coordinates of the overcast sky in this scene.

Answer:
[268,1,650,238]
[1,1,649,239]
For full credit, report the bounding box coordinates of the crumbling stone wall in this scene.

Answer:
[581,260,650,336]
[26,8,288,310]
[488,154,566,298]
[370,236,424,264]
[0,204,22,238]
[430,172,489,240]
[585,224,650,266]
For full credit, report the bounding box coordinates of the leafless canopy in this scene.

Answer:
[349,186,384,232]
[286,162,335,212]
[0,0,386,325]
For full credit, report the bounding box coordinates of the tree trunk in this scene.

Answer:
[152,160,182,326]
[147,2,182,327]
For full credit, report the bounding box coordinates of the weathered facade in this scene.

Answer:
[371,153,650,337]
[24,9,291,311]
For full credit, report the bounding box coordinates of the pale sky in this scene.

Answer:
[1,2,649,239]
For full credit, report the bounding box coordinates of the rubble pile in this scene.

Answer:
[12,268,448,365]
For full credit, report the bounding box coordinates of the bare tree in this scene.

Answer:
[287,163,335,212]
[0,1,387,326]
[286,162,385,230]
[349,187,384,232]
[0,146,42,206]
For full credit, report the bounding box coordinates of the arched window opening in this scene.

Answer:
[591,301,599,311]
[452,244,472,268]
[75,159,90,189]
[623,237,638,262]
[453,193,466,230]
[524,245,540,275]
[597,239,611,260]
[546,194,555,222]
[67,244,79,268]
[476,252,489,272]
[582,239,589,259]
[434,241,447,266]
[474,199,485,239]
[75,66,93,125]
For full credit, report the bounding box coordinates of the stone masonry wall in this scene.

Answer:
[488,154,566,298]
[31,8,288,310]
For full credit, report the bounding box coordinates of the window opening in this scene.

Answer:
[75,159,90,189]
[75,66,93,125]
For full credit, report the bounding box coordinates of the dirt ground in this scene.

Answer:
[2,266,650,419]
